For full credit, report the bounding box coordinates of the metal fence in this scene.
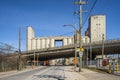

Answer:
[0,56,18,72]
[85,59,120,74]
[0,54,28,72]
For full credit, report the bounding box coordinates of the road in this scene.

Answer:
[26,66,66,80]
[0,66,49,80]
[0,66,66,80]
[0,66,120,80]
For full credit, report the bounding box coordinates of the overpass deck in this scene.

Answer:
[21,39,120,60]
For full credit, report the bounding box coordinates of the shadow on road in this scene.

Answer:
[33,74,66,80]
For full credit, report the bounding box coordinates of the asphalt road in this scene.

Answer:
[0,66,66,80]
[25,66,66,80]
[0,66,49,80]
[0,66,120,80]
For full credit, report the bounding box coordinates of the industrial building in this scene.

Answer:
[26,27,90,51]
[85,15,106,42]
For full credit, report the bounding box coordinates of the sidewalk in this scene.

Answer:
[0,66,42,78]
[88,65,120,76]
[54,66,120,80]
[64,67,88,80]
[68,67,120,80]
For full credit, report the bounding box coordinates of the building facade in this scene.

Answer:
[85,15,106,42]
[27,27,90,51]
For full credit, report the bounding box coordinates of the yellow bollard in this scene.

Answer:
[116,62,119,73]
[109,63,112,74]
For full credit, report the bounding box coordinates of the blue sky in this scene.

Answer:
[0,0,120,51]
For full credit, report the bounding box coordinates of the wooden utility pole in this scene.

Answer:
[18,28,22,70]
[102,34,104,60]
[74,0,87,72]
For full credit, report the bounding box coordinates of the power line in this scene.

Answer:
[83,0,98,26]
[59,31,74,36]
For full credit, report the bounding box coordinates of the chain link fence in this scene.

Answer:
[0,54,27,72]
[0,42,27,72]
[85,58,120,75]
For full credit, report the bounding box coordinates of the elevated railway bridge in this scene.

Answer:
[21,39,120,61]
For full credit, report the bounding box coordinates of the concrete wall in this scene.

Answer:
[36,39,40,49]
[89,15,106,42]
[27,26,35,51]
[32,39,36,50]
[27,27,90,51]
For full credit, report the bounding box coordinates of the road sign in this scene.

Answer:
[80,47,84,51]
[79,51,83,57]
[77,47,84,52]
[72,58,78,64]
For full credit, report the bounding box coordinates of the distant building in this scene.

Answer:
[85,15,106,42]
[26,27,90,51]
[26,27,74,51]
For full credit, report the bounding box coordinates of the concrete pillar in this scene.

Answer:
[27,27,34,51]
[68,38,72,45]
[36,39,40,49]
[67,38,69,45]
[41,39,45,48]
[45,38,47,48]
[49,38,51,48]
[46,38,50,48]
[51,38,54,48]
[63,38,67,46]
[71,37,74,45]
[32,39,36,50]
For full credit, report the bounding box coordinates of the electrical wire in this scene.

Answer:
[59,31,74,36]
[0,42,18,50]
[83,0,98,27]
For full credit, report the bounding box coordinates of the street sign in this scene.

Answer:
[77,47,84,52]
[72,58,78,64]
[80,47,84,51]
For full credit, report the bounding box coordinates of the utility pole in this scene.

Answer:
[90,41,92,65]
[74,0,87,72]
[74,23,77,69]
[86,48,88,67]
[102,34,104,60]
[34,51,36,67]
[18,28,22,70]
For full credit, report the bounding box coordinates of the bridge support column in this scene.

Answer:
[82,49,88,67]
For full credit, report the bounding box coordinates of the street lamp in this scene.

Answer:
[63,24,78,69]
[63,24,78,32]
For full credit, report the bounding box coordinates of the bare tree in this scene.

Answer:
[0,42,18,72]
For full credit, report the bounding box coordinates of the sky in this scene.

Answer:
[0,0,120,51]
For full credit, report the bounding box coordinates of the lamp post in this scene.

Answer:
[63,24,78,69]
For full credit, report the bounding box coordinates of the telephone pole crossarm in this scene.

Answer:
[73,1,88,5]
